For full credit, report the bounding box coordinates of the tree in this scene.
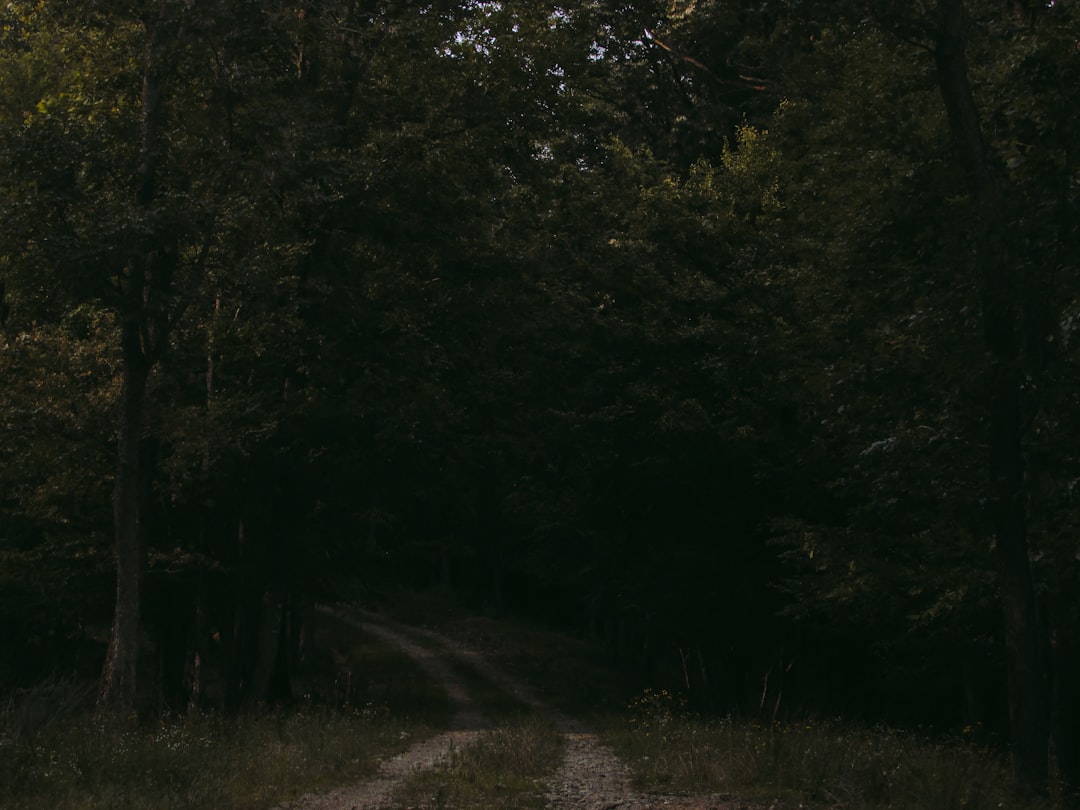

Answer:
[1,0,353,714]
[754,0,1080,788]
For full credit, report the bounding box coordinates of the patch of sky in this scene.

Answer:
[548,8,573,28]
[533,142,554,162]
[438,0,505,58]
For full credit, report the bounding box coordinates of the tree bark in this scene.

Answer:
[98,3,182,718]
[1052,639,1080,801]
[250,585,291,704]
[932,0,1049,789]
[99,330,151,716]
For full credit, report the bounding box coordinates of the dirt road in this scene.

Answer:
[278,608,745,810]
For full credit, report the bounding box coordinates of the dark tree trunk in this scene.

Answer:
[224,517,250,710]
[488,546,505,614]
[98,3,184,718]
[188,574,208,715]
[99,337,150,716]
[932,0,1049,789]
[223,595,249,711]
[438,535,452,590]
[250,585,292,704]
[1052,639,1080,803]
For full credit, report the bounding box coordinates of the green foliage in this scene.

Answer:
[1,0,1079,791]
[0,314,116,682]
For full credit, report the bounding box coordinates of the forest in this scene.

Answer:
[1,0,1078,802]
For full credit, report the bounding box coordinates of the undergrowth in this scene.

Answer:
[2,705,423,810]
[607,688,1063,810]
[0,614,449,810]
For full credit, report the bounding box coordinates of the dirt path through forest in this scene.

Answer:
[397,619,651,809]
[278,608,745,810]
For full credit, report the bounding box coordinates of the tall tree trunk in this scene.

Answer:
[250,585,290,704]
[98,3,183,718]
[932,0,1049,788]
[1052,639,1080,801]
[99,332,151,716]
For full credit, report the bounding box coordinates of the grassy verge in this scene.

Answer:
[605,691,1061,810]
[382,593,1072,809]
[0,613,450,810]
[2,707,423,810]
[390,715,564,810]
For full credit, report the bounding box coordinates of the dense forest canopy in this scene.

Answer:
[1,0,1078,796]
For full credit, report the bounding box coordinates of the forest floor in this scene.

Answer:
[276,606,756,810]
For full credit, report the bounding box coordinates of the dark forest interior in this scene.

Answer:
[1,0,1078,804]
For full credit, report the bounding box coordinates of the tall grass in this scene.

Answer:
[2,703,430,810]
[606,689,1061,810]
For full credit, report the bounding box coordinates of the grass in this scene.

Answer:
[390,715,565,810]
[0,612,450,810]
[2,707,422,810]
[15,592,1065,810]
[353,593,1075,810]
[605,689,1064,810]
